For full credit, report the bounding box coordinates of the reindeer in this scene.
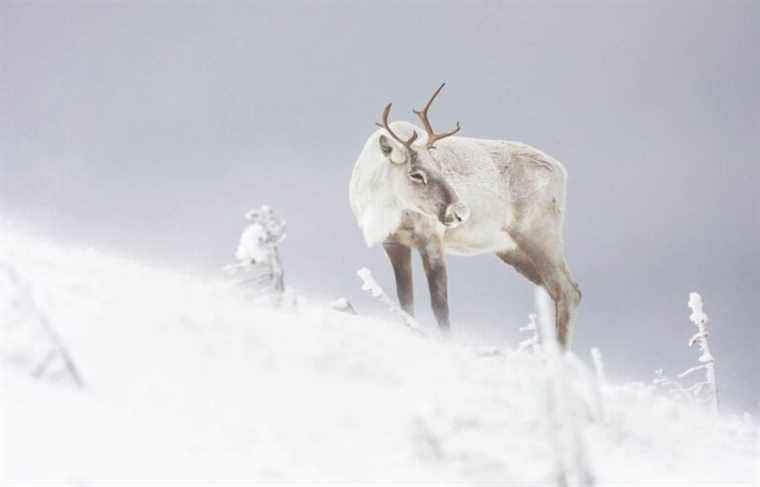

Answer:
[349,84,581,348]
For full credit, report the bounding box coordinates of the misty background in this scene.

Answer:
[1,1,758,411]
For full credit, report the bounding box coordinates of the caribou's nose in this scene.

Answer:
[443,202,470,227]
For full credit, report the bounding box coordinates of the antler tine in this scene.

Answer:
[413,83,461,149]
[378,102,418,149]
[412,83,446,132]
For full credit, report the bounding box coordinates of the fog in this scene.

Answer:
[2,1,758,410]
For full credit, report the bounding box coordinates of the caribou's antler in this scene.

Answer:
[413,83,461,149]
[376,103,418,149]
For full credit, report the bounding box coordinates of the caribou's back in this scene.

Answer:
[425,136,567,256]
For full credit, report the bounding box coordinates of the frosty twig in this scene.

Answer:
[1,263,84,388]
[356,267,425,336]
[518,313,541,353]
[683,292,719,413]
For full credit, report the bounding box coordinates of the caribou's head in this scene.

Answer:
[375,84,470,228]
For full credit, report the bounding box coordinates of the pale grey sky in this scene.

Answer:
[1,1,758,410]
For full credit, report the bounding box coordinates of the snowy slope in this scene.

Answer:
[1,227,757,486]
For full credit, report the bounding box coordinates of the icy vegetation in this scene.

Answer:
[652,293,722,413]
[357,267,424,335]
[1,227,757,486]
[681,292,719,412]
[226,205,287,299]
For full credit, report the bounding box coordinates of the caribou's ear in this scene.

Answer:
[378,134,406,164]
[378,134,394,156]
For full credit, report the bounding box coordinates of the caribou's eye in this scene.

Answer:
[409,170,427,184]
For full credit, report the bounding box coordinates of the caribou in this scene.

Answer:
[349,84,581,348]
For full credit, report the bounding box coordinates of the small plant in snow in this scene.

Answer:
[678,292,719,413]
[356,267,425,336]
[534,286,595,487]
[518,313,541,353]
[652,368,694,403]
[650,292,719,411]
[0,263,84,388]
[590,347,606,385]
[226,205,288,304]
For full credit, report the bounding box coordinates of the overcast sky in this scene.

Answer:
[2,1,758,411]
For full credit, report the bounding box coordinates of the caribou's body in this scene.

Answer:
[349,85,581,347]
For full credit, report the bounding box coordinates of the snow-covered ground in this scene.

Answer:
[1,226,757,486]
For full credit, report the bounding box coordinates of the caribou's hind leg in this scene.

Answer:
[419,238,451,334]
[509,228,581,349]
[383,241,415,316]
[497,248,542,286]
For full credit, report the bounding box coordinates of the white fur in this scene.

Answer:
[349,122,420,246]
[349,122,566,253]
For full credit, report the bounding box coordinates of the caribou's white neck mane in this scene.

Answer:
[349,122,423,247]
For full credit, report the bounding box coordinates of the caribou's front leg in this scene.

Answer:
[420,238,450,333]
[383,241,414,316]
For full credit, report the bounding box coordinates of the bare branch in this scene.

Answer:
[686,292,718,413]
[356,267,426,337]
[1,263,84,388]
[677,364,707,379]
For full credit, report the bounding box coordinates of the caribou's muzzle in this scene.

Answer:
[443,202,470,227]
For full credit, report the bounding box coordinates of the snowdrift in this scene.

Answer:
[1,227,757,486]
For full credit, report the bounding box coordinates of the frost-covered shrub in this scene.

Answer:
[651,292,719,413]
[0,263,84,387]
[652,368,694,404]
[226,205,288,304]
[518,313,541,353]
[679,292,719,412]
[356,267,425,336]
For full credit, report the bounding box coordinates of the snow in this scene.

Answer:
[234,223,270,263]
[1,226,757,486]
[234,205,286,265]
